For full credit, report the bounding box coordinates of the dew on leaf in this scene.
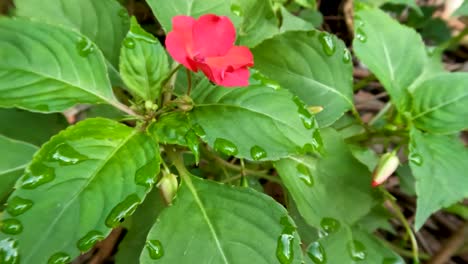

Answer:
[1,219,23,235]
[318,32,336,56]
[293,96,314,129]
[343,48,352,63]
[355,28,367,43]
[276,216,296,264]
[76,37,95,57]
[192,123,206,138]
[250,145,267,161]
[6,196,33,216]
[185,130,200,164]
[214,138,238,156]
[135,159,159,189]
[319,217,340,237]
[50,143,87,166]
[251,71,281,90]
[146,240,164,259]
[128,30,157,45]
[307,241,327,264]
[105,194,141,228]
[409,153,423,166]
[296,164,314,187]
[311,129,323,152]
[77,230,105,252]
[0,238,19,264]
[347,240,367,261]
[123,37,136,49]
[48,252,71,264]
[230,4,243,17]
[21,163,55,189]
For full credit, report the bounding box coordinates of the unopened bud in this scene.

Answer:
[308,106,324,114]
[145,101,158,111]
[372,151,399,187]
[158,173,179,204]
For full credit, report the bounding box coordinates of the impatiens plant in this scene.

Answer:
[0,0,467,263]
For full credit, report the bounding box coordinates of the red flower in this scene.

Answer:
[165,14,254,87]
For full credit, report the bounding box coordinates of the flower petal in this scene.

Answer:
[192,14,236,57]
[165,16,198,71]
[205,46,254,70]
[217,67,250,87]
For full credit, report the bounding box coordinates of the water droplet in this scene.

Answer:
[77,230,105,252]
[311,129,323,152]
[0,238,19,264]
[127,30,157,45]
[343,48,351,63]
[252,71,281,90]
[214,138,238,156]
[319,217,340,237]
[21,163,55,189]
[293,96,314,129]
[1,219,23,235]
[123,37,135,49]
[105,194,141,228]
[50,143,87,166]
[296,164,314,186]
[230,4,243,17]
[355,28,367,43]
[276,216,296,264]
[76,37,95,57]
[347,240,367,261]
[307,241,327,264]
[146,240,164,259]
[318,32,336,56]
[409,153,423,166]
[192,124,206,138]
[382,257,404,264]
[185,130,200,164]
[250,145,267,161]
[6,196,33,216]
[135,159,159,188]
[48,252,71,264]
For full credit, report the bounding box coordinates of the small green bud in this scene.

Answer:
[372,151,399,187]
[157,173,178,204]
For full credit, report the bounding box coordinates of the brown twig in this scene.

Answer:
[428,222,468,264]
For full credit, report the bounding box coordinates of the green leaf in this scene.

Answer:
[0,135,37,202]
[14,0,129,67]
[359,0,422,15]
[120,17,169,101]
[140,176,303,264]
[279,6,315,33]
[409,128,468,230]
[353,7,428,110]
[0,118,160,263]
[190,80,321,161]
[304,227,403,264]
[0,108,68,146]
[274,129,381,228]
[411,73,468,134]
[146,0,236,33]
[115,188,166,264]
[454,1,468,17]
[0,17,119,113]
[253,30,354,126]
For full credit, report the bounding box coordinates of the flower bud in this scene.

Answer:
[157,173,179,204]
[372,151,399,187]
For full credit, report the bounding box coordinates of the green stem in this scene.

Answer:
[384,190,420,263]
[162,63,182,106]
[186,68,192,96]
[369,102,392,126]
[213,156,282,184]
[109,100,140,117]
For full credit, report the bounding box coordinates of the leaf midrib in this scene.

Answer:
[23,128,138,262]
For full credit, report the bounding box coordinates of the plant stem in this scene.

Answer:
[369,102,392,126]
[166,147,191,182]
[109,100,140,117]
[163,63,182,106]
[384,190,420,263]
[186,68,192,96]
[213,156,282,184]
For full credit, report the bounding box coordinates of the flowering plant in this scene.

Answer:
[0,0,467,264]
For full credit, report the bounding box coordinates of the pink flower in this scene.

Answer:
[165,14,254,87]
